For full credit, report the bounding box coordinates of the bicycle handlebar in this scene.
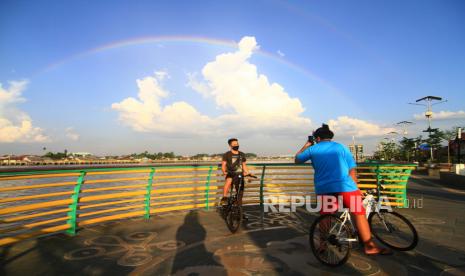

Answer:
[363,184,387,196]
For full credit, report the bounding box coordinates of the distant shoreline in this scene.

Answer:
[0,159,294,173]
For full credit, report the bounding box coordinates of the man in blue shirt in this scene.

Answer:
[295,124,390,255]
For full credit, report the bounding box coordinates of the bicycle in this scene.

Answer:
[309,187,418,266]
[219,173,257,233]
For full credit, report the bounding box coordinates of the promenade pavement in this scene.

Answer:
[1,176,464,275]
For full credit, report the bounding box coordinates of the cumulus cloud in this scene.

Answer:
[414,110,465,120]
[113,37,311,137]
[328,116,396,137]
[112,72,214,135]
[65,127,80,141]
[0,80,49,143]
[186,73,210,98]
[190,36,311,135]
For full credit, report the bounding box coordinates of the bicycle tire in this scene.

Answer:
[226,203,242,233]
[309,214,352,267]
[368,211,418,251]
[218,204,227,220]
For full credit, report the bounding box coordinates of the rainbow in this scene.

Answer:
[35,35,340,92]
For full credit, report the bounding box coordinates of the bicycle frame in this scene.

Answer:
[328,193,380,243]
[310,188,417,266]
[228,174,244,203]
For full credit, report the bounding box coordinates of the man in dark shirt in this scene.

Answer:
[221,138,250,205]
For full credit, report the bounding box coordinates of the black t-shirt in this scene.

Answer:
[222,151,246,174]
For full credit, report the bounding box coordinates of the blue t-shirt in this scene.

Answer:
[296,141,357,194]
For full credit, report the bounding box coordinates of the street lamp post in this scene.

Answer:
[409,96,447,162]
[396,121,414,136]
[457,127,462,164]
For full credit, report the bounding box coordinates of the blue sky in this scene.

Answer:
[1,0,464,155]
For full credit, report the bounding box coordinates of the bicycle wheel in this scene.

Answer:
[309,214,352,267]
[218,203,227,220]
[226,203,242,233]
[369,211,418,251]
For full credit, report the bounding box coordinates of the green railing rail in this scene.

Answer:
[357,163,416,208]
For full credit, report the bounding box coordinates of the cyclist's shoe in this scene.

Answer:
[220,197,229,205]
[363,239,393,256]
[365,247,393,256]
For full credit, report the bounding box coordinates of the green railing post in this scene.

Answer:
[260,165,266,227]
[205,166,213,210]
[402,168,412,208]
[144,168,156,219]
[66,171,86,236]
[375,165,381,200]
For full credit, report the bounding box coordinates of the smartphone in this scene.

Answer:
[308,135,315,143]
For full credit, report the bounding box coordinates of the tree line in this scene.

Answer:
[41,151,258,160]
[373,126,464,163]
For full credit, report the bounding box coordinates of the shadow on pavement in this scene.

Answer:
[170,210,224,275]
[1,204,464,275]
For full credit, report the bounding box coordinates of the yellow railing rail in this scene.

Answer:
[0,163,415,246]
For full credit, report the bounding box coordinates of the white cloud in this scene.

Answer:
[277,50,285,57]
[65,127,80,141]
[191,36,311,135]
[328,116,396,137]
[0,80,49,143]
[186,73,210,98]
[414,110,465,120]
[112,73,214,135]
[113,36,311,137]
[154,70,169,81]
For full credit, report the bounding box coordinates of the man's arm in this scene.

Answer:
[344,146,358,184]
[221,161,227,175]
[295,141,313,164]
[242,162,250,175]
[349,168,358,184]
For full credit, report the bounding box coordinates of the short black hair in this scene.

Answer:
[228,138,238,145]
[314,124,334,139]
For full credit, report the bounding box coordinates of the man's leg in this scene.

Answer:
[341,190,389,255]
[223,177,232,197]
[353,214,384,254]
[221,177,233,204]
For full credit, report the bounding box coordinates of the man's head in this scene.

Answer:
[313,124,334,142]
[228,138,239,151]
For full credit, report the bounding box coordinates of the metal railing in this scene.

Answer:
[0,163,415,246]
[357,163,416,207]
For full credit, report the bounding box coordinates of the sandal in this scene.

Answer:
[365,248,393,256]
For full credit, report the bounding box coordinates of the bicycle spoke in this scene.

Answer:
[326,247,332,263]
[310,214,351,266]
[370,212,417,250]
